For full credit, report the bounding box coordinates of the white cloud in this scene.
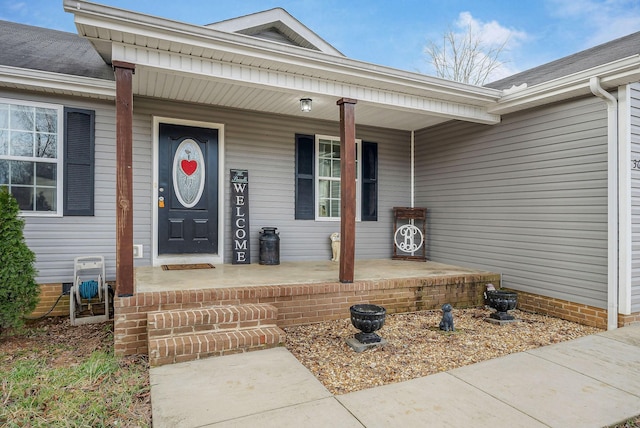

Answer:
[4,1,27,14]
[455,11,528,50]
[547,0,640,46]
[425,11,529,84]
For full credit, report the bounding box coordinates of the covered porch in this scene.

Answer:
[62,1,503,297]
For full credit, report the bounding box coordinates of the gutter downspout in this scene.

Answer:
[411,131,415,208]
[590,76,619,330]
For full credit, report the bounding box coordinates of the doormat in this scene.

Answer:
[161,263,215,271]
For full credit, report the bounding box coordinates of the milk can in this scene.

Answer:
[259,227,280,265]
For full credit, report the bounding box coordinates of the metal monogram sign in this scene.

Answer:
[231,169,250,264]
[394,224,424,253]
[392,207,427,261]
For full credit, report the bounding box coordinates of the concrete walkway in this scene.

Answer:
[150,324,640,427]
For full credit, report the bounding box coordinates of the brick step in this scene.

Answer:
[147,303,278,338]
[147,304,285,367]
[148,325,285,366]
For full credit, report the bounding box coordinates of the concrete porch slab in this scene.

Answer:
[135,259,495,292]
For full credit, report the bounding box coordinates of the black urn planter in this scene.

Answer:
[350,304,386,344]
[485,290,518,320]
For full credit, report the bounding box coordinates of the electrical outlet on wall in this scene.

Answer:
[133,244,143,258]
[62,282,73,295]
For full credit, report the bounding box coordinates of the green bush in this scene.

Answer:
[0,188,39,334]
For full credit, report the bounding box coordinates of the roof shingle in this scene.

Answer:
[0,20,113,80]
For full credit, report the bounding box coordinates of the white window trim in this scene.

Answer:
[0,98,64,217]
[314,134,361,222]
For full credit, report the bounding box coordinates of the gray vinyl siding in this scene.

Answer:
[415,96,609,308]
[1,89,119,284]
[630,83,640,312]
[6,90,409,284]
[131,98,411,264]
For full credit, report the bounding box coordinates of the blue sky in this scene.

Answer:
[2,0,640,81]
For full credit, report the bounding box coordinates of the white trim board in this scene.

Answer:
[151,116,225,267]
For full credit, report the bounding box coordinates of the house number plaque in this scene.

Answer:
[231,169,250,264]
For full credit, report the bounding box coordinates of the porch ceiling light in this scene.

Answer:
[300,98,312,112]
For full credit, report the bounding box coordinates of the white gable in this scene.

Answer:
[206,8,344,56]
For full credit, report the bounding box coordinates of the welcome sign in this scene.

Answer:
[231,169,250,264]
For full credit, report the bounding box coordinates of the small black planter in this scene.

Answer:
[350,304,386,344]
[485,290,518,320]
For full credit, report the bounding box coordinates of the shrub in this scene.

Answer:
[0,188,39,334]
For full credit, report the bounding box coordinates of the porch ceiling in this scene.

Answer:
[64,0,502,131]
[132,66,461,130]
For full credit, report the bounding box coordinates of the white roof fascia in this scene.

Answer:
[206,8,344,56]
[0,65,116,99]
[489,55,640,115]
[64,1,501,109]
[113,44,498,125]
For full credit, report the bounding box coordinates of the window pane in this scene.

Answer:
[332,159,341,178]
[0,104,7,128]
[10,160,34,185]
[319,158,331,177]
[36,163,56,185]
[332,143,340,159]
[12,186,33,210]
[319,141,332,157]
[35,187,56,211]
[330,199,340,217]
[35,133,57,158]
[10,132,34,156]
[35,108,57,133]
[0,130,7,155]
[330,180,340,198]
[10,105,34,131]
[0,160,7,184]
[319,179,329,198]
[318,200,328,217]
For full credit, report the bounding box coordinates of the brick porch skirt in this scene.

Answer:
[508,289,640,330]
[113,274,499,356]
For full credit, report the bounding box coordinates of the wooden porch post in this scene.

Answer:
[337,98,357,283]
[113,61,135,297]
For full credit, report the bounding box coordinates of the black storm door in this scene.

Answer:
[158,123,218,254]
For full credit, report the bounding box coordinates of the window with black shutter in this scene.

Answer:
[295,134,315,219]
[63,108,95,216]
[361,141,378,221]
[295,134,377,221]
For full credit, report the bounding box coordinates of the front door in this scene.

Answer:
[158,123,218,255]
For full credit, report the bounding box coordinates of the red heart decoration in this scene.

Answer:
[181,159,198,176]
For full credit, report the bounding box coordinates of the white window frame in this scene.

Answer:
[314,134,361,221]
[0,98,64,217]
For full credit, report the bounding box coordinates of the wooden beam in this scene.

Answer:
[337,98,357,283]
[113,61,135,297]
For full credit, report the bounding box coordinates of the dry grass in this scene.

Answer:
[0,318,151,427]
[285,307,602,395]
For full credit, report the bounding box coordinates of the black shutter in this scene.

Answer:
[295,134,315,219]
[361,141,378,221]
[63,108,95,216]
